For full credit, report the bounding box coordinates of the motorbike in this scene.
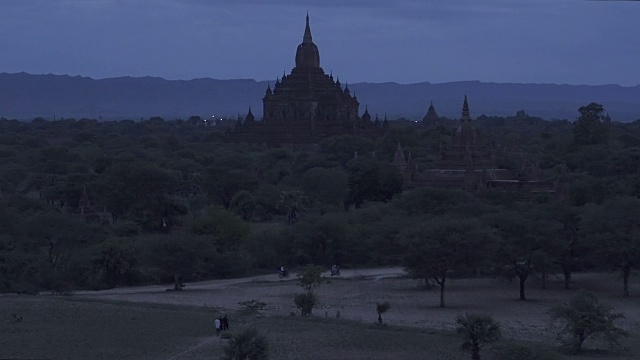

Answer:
[330,268,340,276]
[278,269,289,278]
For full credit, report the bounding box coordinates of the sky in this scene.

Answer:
[1,0,639,86]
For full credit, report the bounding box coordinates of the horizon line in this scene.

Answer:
[1,71,638,88]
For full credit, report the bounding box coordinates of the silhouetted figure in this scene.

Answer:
[222,315,229,331]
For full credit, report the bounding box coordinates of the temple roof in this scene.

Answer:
[266,15,356,103]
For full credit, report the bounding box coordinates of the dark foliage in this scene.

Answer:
[0,104,638,295]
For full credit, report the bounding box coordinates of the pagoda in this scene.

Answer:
[235,15,380,145]
[422,101,440,126]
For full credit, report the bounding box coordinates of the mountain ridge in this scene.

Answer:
[1,72,639,122]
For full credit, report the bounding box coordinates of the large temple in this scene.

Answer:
[395,97,556,195]
[234,15,381,145]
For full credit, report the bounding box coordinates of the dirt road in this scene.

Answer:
[72,267,405,296]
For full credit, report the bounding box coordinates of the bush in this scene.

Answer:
[493,343,565,360]
[39,267,73,295]
[297,264,326,293]
[293,293,317,316]
[238,300,268,316]
[549,291,628,353]
[376,301,391,324]
[0,251,42,294]
[222,328,269,360]
[456,313,501,360]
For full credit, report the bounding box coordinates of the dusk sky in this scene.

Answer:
[1,0,639,86]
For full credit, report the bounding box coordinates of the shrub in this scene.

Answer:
[222,328,269,360]
[376,301,391,324]
[493,343,565,360]
[293,293,317,316]
[549,291,628,353]
[456,313,501,360]
[297,264,326,294]
[238,300,268,316]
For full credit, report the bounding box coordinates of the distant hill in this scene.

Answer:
[1,72,639,122]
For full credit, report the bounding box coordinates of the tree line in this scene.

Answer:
[0,103,639,295]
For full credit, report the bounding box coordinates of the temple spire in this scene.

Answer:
[246,107,255,122]
[295,13,320,68]
[461,95,471,121]
[303,13,312,43]
[424,100,439,124]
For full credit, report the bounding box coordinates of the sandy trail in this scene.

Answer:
[67,269,639,347]
[72,267,406,296]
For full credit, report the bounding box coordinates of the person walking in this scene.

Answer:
[222,314,229,331]
[215,316,221,336]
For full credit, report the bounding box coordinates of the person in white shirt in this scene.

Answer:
[215,317,221,336]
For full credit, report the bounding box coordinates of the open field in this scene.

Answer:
[2,270,638,360]
[0,296,470,360]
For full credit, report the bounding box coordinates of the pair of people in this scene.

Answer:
[331,264,340,276]
[214,315,229,336]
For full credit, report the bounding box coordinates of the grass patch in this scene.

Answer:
[0,295,468,360]
[237,313,468,360]
[0,295,218,360]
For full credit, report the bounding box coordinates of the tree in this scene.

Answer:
[293,292,317,316]
[88,239,141,289]
[293,264,327,316]
[141,234,200,290]
[550,291,628,353]
[581,196,640,297]
[297,264,326,294]
[278,190,307,226]
[24,212,97,269]
[488,207,562,300]
[391,187,476,217]
[300,167,349,207]
[101,162,182,229]
[188,208,249,253]
[222,328,269,360]
[230,190,256,221]
[456,313,501,360]
[203,166,257,209]
[402,217,494,307]
[573,102,609,146]
[550,203,582,289]
[345,158,403,208]
[318,134,375,165]
[376,301,390,325]
[291,212,351,265]
[0,248,41,294]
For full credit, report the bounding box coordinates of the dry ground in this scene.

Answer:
[2,270,638,359]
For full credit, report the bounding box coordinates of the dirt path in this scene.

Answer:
[72,267,405,296]
[66,269,639,354]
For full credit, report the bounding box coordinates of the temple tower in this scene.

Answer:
[236,14,380,145]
